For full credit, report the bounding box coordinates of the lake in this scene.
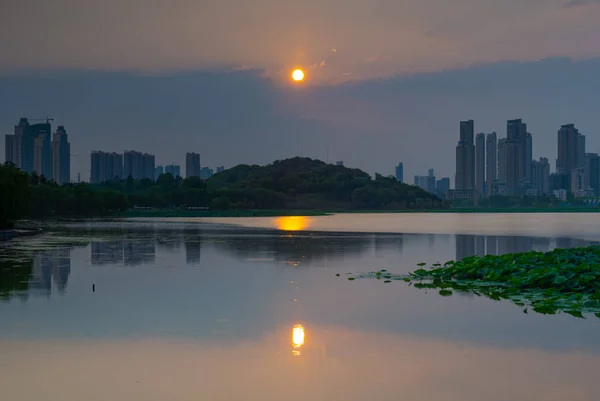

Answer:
[1,213,600,401]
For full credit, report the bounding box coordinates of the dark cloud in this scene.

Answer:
[563,0,600,8]
[2,57,600,186]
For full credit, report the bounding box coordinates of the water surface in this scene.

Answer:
[1,213,599,401]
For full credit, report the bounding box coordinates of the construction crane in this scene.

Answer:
[29,117,55,124]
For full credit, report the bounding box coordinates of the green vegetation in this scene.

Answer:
[0,158,446,225]
[0,164,30,228]
[122,209,329,218]
[343,246,600,318]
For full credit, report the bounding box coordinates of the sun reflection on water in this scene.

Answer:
[292,324,305,356]
[275,216,311,231]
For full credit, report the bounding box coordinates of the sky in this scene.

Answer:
[2,0,600,182]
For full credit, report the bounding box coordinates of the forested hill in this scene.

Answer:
[206,157,446,210]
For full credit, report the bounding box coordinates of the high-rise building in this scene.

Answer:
[336,161,344,166]
[91,151,106,183]
[557,124,585,173]
[557,124,586,192]
[475,133,485,197]
[571,168,585,195]
[455,120,475,190]
[14,118,32,172]
[549,172,568,193]
[200,167,214,180]
[51,126,71,185]
[414,175,429,191]
[531,157,550,195]
[142,153,155,180]
[216,166,225,173]
[155,165,164,180]
[427,168,436,193]
[165,164,181,177]
[506,119,530,195]
[395,162,404,183]
[123,150,155,180]
[186,152,201,178]
[90,151,123,183]
[584,153,600,196]
[497,138,508,185]
[436,177,450,195]
[485,132,497,196]
[4,134,15,165]
[30,122,53,178]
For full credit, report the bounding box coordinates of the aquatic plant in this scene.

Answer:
[341,246,600,318]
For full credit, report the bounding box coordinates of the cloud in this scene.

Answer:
[1,0,600,83]
[563,0,600,7]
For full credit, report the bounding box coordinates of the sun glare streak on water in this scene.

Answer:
[275,216,311,231]
[292,324,305,356]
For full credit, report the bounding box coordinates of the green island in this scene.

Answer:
[0,157,444,228]
[342,246,600,318]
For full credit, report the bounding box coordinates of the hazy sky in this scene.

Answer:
[2,0,600,182]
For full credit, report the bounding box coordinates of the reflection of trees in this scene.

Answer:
[456,235,600,260]
[0,256,33,300]
[211,233,407,266]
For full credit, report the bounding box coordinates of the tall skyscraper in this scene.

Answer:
[557,124,585,173]
[395,162,404,183]
[14,118,32,172]
[427,168,436,193]
[186,152,201,178]
[475,133,485,197]
[504,119,532,195]
[51,126,71,185]
[455,120,475,190]
[485,132,497,195]
[4,134,15,165]
[30,122,53,178]
[497,138,507,185]
[531,157,550,195]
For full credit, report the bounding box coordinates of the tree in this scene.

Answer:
[0,163,31,228]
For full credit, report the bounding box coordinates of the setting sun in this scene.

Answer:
[292,69,305,82]
[275,216,310,231]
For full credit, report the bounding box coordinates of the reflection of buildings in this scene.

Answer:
[124,241,155,266]
[185,241,202,265]
[91,241,124,265]
[29,248,71,296]
[91,239,156,266]
[456,234,599,260]
[215,234,407,267]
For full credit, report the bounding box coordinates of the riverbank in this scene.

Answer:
[121,207,600,218]
[0,228,43,241]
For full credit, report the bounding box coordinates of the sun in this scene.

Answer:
[292,69,305,82]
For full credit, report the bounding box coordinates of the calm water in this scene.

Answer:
[1,213,600,401]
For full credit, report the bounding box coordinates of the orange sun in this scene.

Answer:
[292,69,305,82]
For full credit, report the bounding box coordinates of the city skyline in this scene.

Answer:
[2,57,600,184]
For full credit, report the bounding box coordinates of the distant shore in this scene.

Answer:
[119,207,600,218]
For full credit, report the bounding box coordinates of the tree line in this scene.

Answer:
[1,158,448,228]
